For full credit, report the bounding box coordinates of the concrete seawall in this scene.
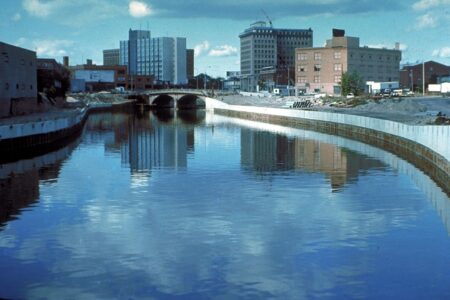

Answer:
[0,101,134,157]
[215,105,450,194]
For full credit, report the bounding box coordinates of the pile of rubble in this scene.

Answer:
[67,92,128,106]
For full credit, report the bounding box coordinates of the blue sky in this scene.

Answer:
[0,0,449,77]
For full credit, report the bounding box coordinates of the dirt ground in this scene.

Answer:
[221,94,450,125]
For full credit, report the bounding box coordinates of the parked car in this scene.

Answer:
[346,93,355,99]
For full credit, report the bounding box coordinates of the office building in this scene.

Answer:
[186,49,194,79]
[120,29,187,85]
[295,29,401,95]
[103,49,120,66]
[224,71,241,91]
[0,42,37,117]
[70,61,128,92]
[239,21,313,92]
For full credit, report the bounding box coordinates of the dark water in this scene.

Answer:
[0,111,449,300]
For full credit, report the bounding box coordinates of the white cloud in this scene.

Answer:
[22,0,123,25]
[208,45,238,57]
[432,47,450,58]
[415,13,438,29]
[412,0,450,10]
[194,41,210,57]
[22,0,56,18]
[11,13,22,21]
[129,1,152,18]
[16,37,27,47]
[32,39,74,57]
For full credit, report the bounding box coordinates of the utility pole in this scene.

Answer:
[422,61,425,96]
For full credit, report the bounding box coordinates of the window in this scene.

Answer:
[298,76,307,83]
[334,75,341,83]
[298,53,308,60]
[334,52,341,59]
[314,75,320,83]
[298,65,307,72]
[314,64,321,72]
[314,52,321,60]
[334,64,342,71]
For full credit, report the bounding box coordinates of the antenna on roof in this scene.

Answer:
[261,9,273,27]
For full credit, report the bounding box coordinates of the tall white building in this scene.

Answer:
[120,29,187,85]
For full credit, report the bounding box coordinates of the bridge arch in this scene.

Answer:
[152,94,175,109]
[177,94,206,110]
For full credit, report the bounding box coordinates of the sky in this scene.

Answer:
[0,0,449,77]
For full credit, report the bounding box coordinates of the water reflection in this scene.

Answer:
[0,136,80,228]
[241,129,385,191]
[0,112,449,299]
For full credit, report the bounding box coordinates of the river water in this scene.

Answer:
[0,111,449,299]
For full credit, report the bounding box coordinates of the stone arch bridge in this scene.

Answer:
[131,90,227,110]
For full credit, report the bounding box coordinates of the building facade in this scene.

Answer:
[186,49,194,80]
[239,22,313,92]
[0,42,37,117]
[70,63,129,92]
[295,29,401,95]
[399,61,450,91]
[37,58,70,98]
[103,49,120,66]
[120,29,187,85]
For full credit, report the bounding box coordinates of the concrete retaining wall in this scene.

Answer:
[215,105,450,194]
[0,101,134,155]
[0,108,86,141]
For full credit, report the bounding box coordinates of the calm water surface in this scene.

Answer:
[0,111,449,299]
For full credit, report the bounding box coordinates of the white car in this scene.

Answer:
[346,93,355,99]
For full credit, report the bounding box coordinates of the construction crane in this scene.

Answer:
[261,9,273,27]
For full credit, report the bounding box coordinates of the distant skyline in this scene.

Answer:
[1,0,449,77]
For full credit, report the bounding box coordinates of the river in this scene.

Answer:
[0,111,449,299]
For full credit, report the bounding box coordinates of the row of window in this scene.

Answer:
[297,64,342,72]
[4,83,34,90]
[297,75,341,84]
[349,53,400,61]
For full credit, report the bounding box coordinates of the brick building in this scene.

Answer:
[399,61,450,91]
[295,29,401,95]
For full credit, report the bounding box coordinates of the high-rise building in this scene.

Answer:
[295,29,402,95]
[186,49,194,79]
[239,21,313,92]
[120,29,187,85]
[103,49,120,66]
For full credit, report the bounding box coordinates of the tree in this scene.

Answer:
[340,71,363,96]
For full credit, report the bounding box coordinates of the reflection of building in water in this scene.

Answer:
[0,139,78,227]
[0,171,39,226]
[84,113,131,153]
[121,116,192,173]
[291,138,348,190]
[241,129,384,190]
